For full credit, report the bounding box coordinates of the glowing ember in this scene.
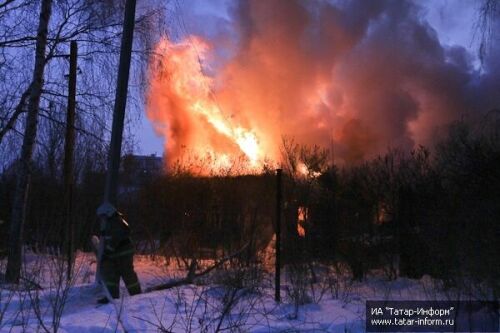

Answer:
[297,224,306,237]
[297,162,321,178]
[297,206,308,237]
[297,163,309,177]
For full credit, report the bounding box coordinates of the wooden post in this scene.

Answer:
[96,0,136,283]
[275,168,282,303]
[63,40,77,280]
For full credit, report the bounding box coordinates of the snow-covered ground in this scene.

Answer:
[0,251,485,332]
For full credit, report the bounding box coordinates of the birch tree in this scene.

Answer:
[5,0,53,283]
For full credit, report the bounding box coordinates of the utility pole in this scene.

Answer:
[96,0,136,282]
[103,0,136,205]
[275,168,282,303]
[63,40,77,280]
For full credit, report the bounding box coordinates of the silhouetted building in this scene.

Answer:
[120,154,163,192]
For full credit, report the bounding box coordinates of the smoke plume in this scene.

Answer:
[146,0,500,170]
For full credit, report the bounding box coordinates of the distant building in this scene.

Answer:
[120,153,164,190]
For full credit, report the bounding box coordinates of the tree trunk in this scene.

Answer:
[5,0,53,284]
[96,0,137,285]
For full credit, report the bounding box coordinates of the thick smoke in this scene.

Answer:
[147,0,500,168]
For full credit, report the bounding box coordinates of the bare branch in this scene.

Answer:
[0,84,31,144]
[147,243,250,292]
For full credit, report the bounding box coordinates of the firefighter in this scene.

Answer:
[96,202,141,304]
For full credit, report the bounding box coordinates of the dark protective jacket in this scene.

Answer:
[102,213,134,259]
[100,212,141,298]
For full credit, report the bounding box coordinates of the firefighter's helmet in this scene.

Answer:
[96,202,117,218]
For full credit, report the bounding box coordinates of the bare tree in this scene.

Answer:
[476,0,499,64]
[0,0,168,283]
[0,0,38,145]
[5,0,53,283]
[0,0,168,147]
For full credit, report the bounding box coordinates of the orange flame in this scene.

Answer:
[145,0,475,172]
[146,37,268,173]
